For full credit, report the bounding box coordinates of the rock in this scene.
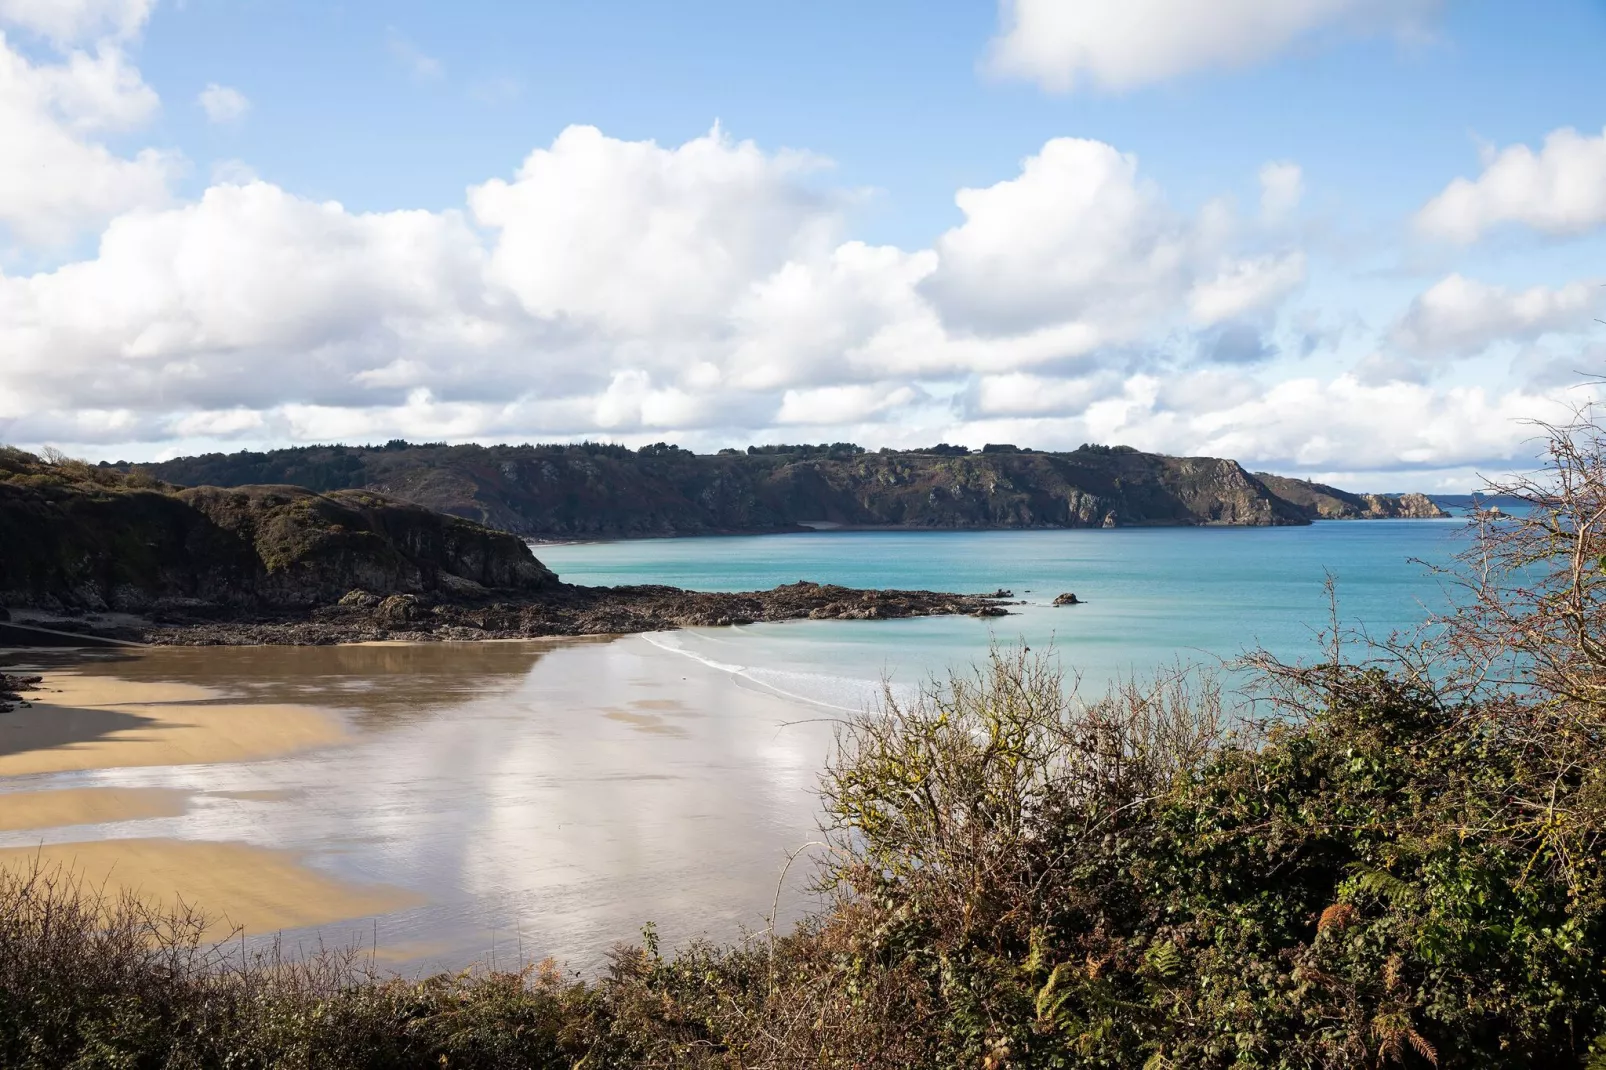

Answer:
[339,589,380,608]
[0,450,557,616]
[971,606,1009,618]
[0,672,41,713]
[376,594,422,625]
[1053,592,1082,606]
[988,588,1013,598]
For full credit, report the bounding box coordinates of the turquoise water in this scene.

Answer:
[533,521,1470,711]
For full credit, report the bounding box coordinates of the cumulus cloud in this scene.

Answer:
[0,32,175,246]
[1188,251,1306,326]
[0,28,1568,486]
[985,0,1439,93]
[0,0,154,46]
[1416,126,1606,243]
[1392,274,1603,356]
[926,137,1192,337]
[470,124,836,336]
[197,82,248,124]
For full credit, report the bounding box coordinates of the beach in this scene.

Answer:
[0,636,834,967]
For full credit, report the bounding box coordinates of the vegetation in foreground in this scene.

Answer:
[5,413,1606,1068]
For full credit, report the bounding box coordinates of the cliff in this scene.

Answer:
[127,442,1325,538]
[0,448,553,613]
[1252,473,1449,520]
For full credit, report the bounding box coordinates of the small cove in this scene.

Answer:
[0,522,1467,969]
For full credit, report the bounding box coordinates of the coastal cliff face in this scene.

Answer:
[1252,474,1450,520]
[0,450,553,612]
[130,442,1321,537]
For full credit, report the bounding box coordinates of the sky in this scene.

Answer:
[1,0,1604,490]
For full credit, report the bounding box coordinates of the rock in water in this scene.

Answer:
[1053,592,1082,606]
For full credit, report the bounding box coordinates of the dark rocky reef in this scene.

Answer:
[136,581,1009,646]
[1252,473,1450,520]
[126,441,1321,537]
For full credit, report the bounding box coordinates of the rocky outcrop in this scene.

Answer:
[0,449,553,613]
[1252,474,1451,520]
[1052,593,1082,606]
[130,581,1013,645]
[128,442,1316,536]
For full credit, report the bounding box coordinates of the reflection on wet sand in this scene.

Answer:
[0,839,420,939]
[0,635,835,968]
[0,787,190,831]
[0,674,345,777]
[44,639,608,730]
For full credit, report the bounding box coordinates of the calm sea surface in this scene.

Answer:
[535,520,1470,710]
[0,521,1471,969]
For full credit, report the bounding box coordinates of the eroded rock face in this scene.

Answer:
[1253,474,1451,520]
[0,451,555,612]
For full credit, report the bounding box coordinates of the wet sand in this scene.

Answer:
[0,787,191,831]
[0,636,837,966]
[0,673,346,777]
[0,839,420,938]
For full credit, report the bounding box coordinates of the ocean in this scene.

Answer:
[533,519,1469,712]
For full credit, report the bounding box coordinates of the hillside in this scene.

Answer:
[0,448,553,613]
[1251,472,1448,519]
[122,441,1442,538]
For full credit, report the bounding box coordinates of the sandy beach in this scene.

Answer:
[0,672,347,777]
[0,787,191,831]
[0,637,831,966]
[0,839,420,938]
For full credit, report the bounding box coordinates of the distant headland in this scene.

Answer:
[116,440,1447,540]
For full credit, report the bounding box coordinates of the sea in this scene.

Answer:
[533,519,1469,712]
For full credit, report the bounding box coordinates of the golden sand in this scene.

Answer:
[0,788,191,831]
[0,673,346,777]
[0,839,420,937]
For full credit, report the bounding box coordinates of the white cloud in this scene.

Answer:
[470,124,837,337]
[0,0,154,46]
[386,28,443,82]
[776,384,919,425]
[1392,274,1603,355]
[1258,161,1303,222]
[925,137,1191,336]
[197,82,248,124]
[0,32,175,246]
[985,0,1439,93]
[0,62,1562,487]
[1416,126,1606,243]
[1188,251,1306,326]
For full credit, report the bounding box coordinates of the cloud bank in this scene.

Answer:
[0,1,1597,492]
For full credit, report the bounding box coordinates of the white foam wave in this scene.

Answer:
[638,631,870,714]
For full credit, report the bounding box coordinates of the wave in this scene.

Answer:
[638,631,880,714]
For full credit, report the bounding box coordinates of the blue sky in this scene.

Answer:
[2,0,1605,489]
